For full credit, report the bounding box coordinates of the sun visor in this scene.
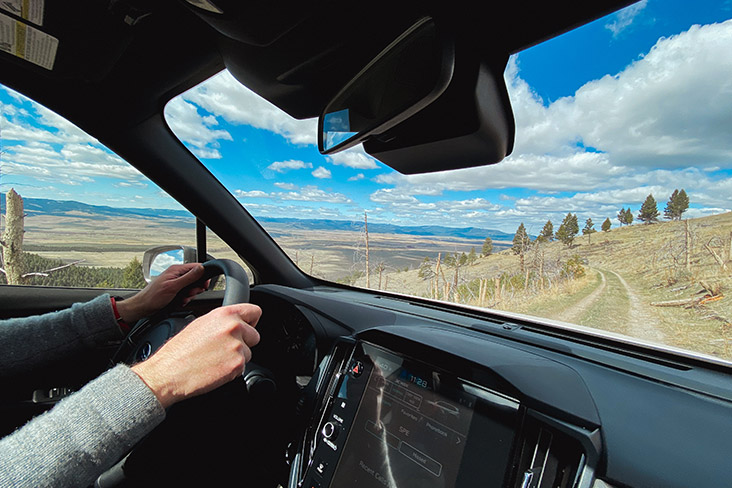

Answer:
[363,54,515,175]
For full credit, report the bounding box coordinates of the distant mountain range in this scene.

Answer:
[2,195,515,242]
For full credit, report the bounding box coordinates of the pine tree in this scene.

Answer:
[617,208,627,226]
[638,194,660,224]
[556,213,579,247]
[664,190,679,220]
[512,223,530,255]
[601,217,611,232]
[583,218,595,234]
[582,218,596,244]
[538,220,554,242]
[122,257,146,288]
[467,247,477,265]
[664,188,689,220]
[481,237,493,257]
[676,189,689,219]
[624,208,634,225]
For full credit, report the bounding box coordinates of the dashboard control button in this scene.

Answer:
[349,360,364,377]
[315,459,328,476]
[322,421,340,440]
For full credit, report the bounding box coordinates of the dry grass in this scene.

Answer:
[355,213,732,362]
[17,209,732,361]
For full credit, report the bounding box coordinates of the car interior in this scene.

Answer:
[1,1,731,487]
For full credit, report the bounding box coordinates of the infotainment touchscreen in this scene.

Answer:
[327,343,518,488]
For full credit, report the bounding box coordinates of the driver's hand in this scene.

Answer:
[116,263,207,323]
[131,303,262,408]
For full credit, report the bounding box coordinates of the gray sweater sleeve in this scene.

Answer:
[0,364,166,488]
[0,296,167,487]
[0,294,126,374]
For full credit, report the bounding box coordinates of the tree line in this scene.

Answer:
[504,188,691,252]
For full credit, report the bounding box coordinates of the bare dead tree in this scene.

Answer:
[364,211,370,288]
[0,189,25,284]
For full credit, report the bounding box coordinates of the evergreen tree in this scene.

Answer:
[583,218,596,244]
[638,194,660,224]
[538,220,554,242]
[583,218,595,236]
[601,217,611,232]
[418,256,434,280]
[467,247,477,265]
[481,237,493,257]
[676,189,689,219]
[512,223,530,255]
[556,213,579,247]
[122,257,146,288]
[664,188,689,220]
[624,208,634,225]
[617,207,627,226]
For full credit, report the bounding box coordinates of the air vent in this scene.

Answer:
[514,417,586,488]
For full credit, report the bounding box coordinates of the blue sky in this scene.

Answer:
[2,0,732,234]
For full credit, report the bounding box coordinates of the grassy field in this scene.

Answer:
[16,209,732,362]
[350,212,732,362]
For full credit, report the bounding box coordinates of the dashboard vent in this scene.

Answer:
[514,417,585,488]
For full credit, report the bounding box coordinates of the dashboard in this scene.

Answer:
[256,284,732,488]
[289,329,600,488]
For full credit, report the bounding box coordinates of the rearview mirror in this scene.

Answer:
[318,17,454,154]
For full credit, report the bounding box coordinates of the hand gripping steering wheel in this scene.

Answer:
[112,258,250,365]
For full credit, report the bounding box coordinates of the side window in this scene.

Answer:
[0,84,248,288]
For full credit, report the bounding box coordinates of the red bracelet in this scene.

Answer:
[110,296,131,333]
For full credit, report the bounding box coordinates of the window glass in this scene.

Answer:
[0,84,220,288]
[165,0,732,363]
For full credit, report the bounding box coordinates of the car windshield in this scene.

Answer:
[163,0,732,363]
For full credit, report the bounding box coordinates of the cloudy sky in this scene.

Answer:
[2,0,732,235]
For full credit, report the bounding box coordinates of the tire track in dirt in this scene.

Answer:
[556,269,607,324]
[606,269,666,344]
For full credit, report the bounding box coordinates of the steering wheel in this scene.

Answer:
[111,258,250,365]
[99,259,261,486]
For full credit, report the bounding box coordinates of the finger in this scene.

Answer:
[240,323,261,348]
[169,264,205,289]
[220,303,262,328]
[162,262,200,278]
[241,344,253,364]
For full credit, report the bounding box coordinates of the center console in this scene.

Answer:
[297,340,521,488]
[290,326,602,488]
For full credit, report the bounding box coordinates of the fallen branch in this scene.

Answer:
[700,294,724,305]
[704,241,727,271]
[651,297,702,308]
[651,293,724,308]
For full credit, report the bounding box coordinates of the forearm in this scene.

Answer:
[0,294,123,374]
[0,365,165,488]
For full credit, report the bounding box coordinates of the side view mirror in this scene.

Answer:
[318,17,454,154]
[142,245,214,283]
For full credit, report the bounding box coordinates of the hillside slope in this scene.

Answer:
[354,212,732,362]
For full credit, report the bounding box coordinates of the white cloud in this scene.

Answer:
[277,185,352,204]
[327,146,380,169]
[175,70,317,146]
[508,20,732,169]
[267,160,313,173]
[312,166,332,179]
[375,151,621,194]
[234,190,269,198]
[164,97,232,159]
[234,185,353,205]
[605,0,649,37]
